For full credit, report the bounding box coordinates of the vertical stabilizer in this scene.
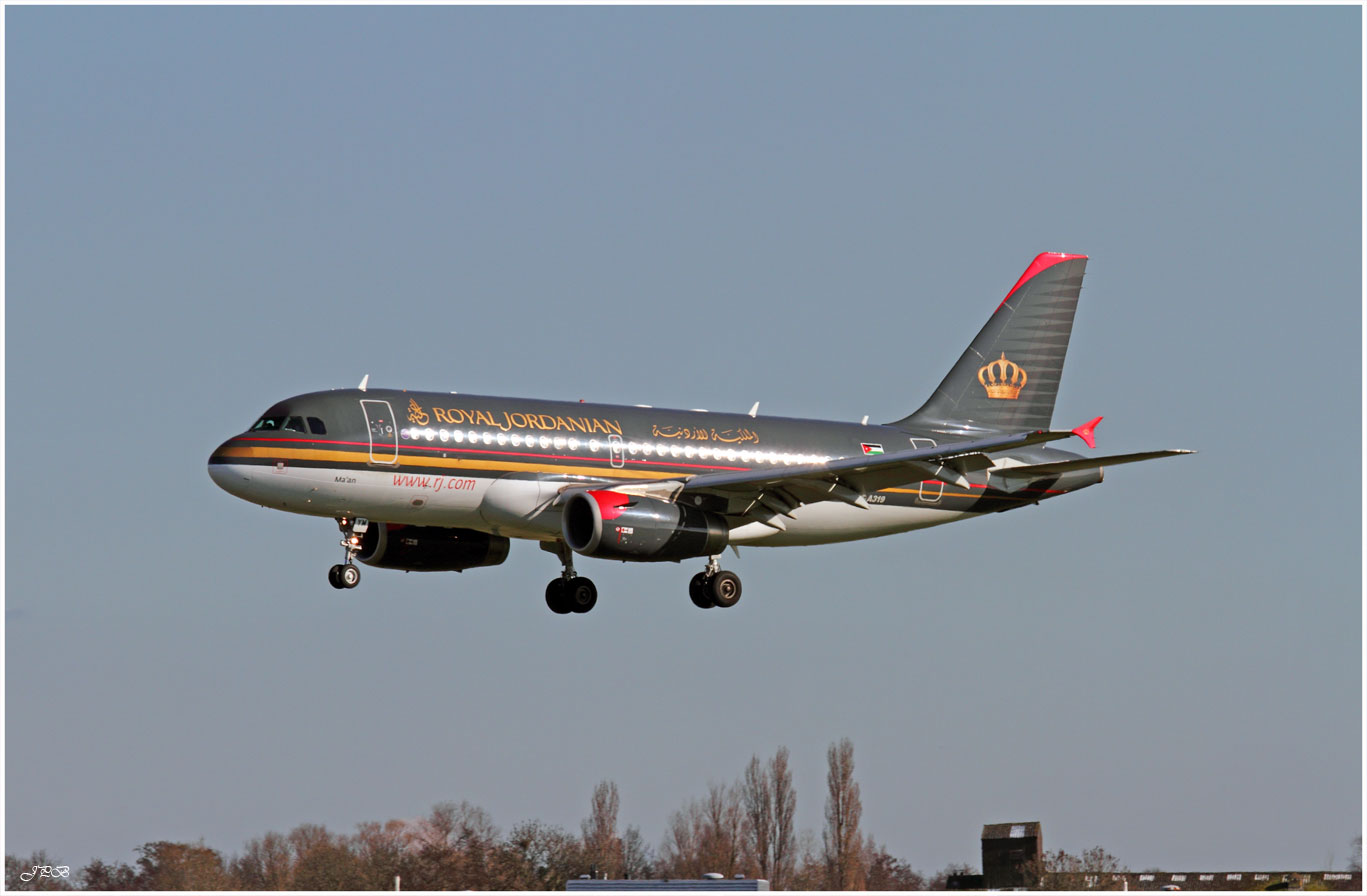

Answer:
[891,253,1087,432]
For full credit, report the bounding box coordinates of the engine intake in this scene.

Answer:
[562,491,728,562]
[357,524,510,571]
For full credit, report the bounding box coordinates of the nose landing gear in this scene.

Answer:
[689,556,742,609]
[328,517,368,590]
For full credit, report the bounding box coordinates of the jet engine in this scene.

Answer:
[356,523,510,571]
[562,491,728,562]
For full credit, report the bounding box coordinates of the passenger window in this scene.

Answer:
[251,416,286,431]
[285,417,307,433]
[307,417,327,435]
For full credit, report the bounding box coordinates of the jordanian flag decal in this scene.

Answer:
[860,443,884,456]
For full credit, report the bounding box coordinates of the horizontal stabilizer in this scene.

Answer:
[991,450,1194,492]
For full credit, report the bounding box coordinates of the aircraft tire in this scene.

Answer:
[328,565,346,589]
[689,572,715,609]
[340,564,361,589]
[710,571,741,608]
[568,577,597,614]
[545,579,572,614]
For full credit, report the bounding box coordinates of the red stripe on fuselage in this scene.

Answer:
[230,434,750,472]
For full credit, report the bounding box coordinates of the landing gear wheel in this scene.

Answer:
[567,577,597,614]
[545,578,572,614]
[689,572,716,609]
[332,518,367,590]
[710,571,741,608]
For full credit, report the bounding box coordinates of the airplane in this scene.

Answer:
[208,252,1191,614]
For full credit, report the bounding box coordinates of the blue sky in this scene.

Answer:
[5,5,1361,875]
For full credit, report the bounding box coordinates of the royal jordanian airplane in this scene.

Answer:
[209,253,1190,614]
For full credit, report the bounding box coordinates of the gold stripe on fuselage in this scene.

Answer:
[214,445,683,482]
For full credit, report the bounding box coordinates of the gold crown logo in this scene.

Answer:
[407,399,430,425]
[978,353,1027,400]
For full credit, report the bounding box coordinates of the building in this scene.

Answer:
[567,875,769,891]
[1064,871,1361,891]
[982,821,1043,889]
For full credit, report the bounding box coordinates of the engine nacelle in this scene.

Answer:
[356,524,510,571]
[562,491,728,562]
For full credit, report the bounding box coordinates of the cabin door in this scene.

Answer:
[361,400,399,465]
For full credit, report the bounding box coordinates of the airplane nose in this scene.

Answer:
[207,439,252,498]
[207,459,232,490]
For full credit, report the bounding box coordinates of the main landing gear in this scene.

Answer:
[328,517,368,590]
[689,556,742,609]
[545,542,597,614]
[538,545,740,615]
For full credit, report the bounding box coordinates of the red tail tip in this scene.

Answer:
[1071,416,1103,450]
[998,252,1089,310]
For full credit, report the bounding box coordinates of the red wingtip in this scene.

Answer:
[997,252,1089,310]
[1071,416,1103,450]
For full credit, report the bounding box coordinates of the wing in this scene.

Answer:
[677,429,1077,505]
[557,428,1094,523]
[551,419,1193,532]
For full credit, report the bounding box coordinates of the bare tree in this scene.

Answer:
[659,783,744,879]
[659,798,706,879]
[702,781,744,876]
[1351,835,1362,873]
[821,738,864,889]
[494,820,584,890]
[352,820,410,891]
[581,780,623,878]
[230,831,294,889]
[741,755,774,880]
[1022,846,1127,891]
[863,837,924,890]
[287,823,365,890]
[133,840,233,890]
[621,825,654,880]
[78,858,140,891]
[788,830,826,890]
[738,747,797,888]
[408,800,500,889]
[770,747,797,889]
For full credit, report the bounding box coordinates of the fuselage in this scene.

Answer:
[207,388,1097,549]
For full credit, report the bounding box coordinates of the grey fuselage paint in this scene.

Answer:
[208,388,1099,548]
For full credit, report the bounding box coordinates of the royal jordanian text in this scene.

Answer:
[408,400,622,436]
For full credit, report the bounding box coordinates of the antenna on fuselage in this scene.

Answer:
[358,374,369,392]
[748,402,759,417]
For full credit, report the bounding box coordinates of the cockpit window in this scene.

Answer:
[252,414,324,435]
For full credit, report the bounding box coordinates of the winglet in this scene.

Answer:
[1072,416,1103,449]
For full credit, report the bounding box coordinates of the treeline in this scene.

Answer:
[7,739,975,891]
